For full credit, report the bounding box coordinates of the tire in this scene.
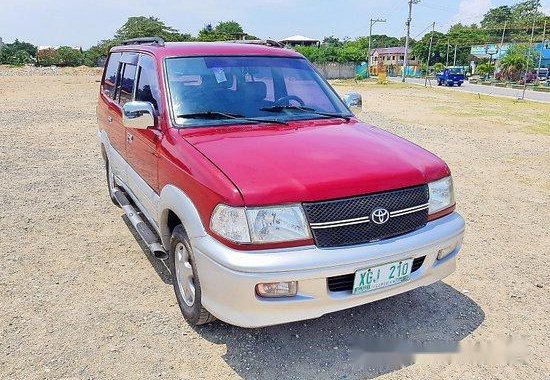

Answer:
[169,225,216,326]
[105,159,119,206]
[457,82,462,87]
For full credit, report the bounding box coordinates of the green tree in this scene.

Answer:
[481,5,513,28]
[57,46,83,66]
[114,16,192,42]
[84,16,192,62]
[337,41,365,63]
[511,0,544,21]
[411,31,448,66]
[197,24,221,41]
[1,50,32,66]
[358,35,402,50]
[500,44,540,81]
[322,35,342,46]
[447,24,488,65]
[475,62,494,78]
[0,39,38,64]
[87,39,120,60]
[434,62,445,73]
[7,39,37,58]
[213,21,244,37]
[197,21,248,41]
[36,48,61,66]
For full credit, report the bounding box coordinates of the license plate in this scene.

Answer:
[352,258,414,295]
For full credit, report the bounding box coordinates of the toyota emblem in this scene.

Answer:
[371,208,390,224]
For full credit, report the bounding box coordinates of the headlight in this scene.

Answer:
[428,176,455,214]
[210,204,311,244]
[210,204,251,243]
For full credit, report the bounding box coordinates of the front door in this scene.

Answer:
[124,53,163,221]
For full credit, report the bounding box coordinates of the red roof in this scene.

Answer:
[111,42,303,59]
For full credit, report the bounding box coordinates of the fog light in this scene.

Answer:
[256,281,297,298]
[437,244,457,260]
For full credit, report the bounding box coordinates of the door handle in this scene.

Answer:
[127,132,134,143]
[107,116,113,123]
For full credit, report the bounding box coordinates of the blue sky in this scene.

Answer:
[1,0,549,48]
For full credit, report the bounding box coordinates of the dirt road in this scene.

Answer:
[1,68,549,379]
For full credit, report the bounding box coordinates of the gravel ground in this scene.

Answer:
[0,68,549,380]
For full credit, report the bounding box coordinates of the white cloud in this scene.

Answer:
[451,0,492,25]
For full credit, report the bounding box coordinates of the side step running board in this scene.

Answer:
[113,188,168,260]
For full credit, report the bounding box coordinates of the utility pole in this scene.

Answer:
[368,18,387,77]
[402,0,421,82]
[446,37,450,66]
[424,22,435,87]
[522,18,537,100]
[495,20,507,79]
[538,19,547,75]
[453,44,458,66]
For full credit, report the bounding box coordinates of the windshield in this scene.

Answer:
[448,68,464,75]
[165,56,351,126]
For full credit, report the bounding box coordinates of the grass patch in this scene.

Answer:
[529,113,550,135]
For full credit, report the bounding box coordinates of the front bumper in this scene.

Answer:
[191,212,465,328]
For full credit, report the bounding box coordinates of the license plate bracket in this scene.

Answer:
[352,258,414,295]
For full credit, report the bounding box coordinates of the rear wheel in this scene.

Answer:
[169,225,215,326]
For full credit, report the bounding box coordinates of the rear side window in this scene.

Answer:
[118,64,137,106]
[135,54,161,111]
[102,53,121,98]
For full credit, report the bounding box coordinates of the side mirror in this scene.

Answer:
[343,92,362,114]
[122,101,156,129]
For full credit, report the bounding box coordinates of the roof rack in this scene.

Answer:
[223,39,284,48]
[120,37,165,47]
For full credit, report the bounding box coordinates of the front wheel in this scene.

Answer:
[169,225,216,326]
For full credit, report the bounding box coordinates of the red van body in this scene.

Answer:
[97,40,464,327]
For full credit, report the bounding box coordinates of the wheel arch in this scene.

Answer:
[159,185,208,248]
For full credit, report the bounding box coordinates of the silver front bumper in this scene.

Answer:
[191,212,465,328]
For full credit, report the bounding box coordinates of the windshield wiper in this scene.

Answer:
[176,111,287,125]
[260,105,351,122]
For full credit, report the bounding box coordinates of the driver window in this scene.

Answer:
[282,68,335,112]
[136,54,162,112]
[118,63,137,106]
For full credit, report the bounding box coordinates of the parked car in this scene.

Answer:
[437,67,465,86]
[97,37,465,328]
[535,68,549,81]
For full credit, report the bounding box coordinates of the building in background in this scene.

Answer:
[369,47,419,76]
[0,37,5,49]
[279,35,320,47]
[471,43,550,70]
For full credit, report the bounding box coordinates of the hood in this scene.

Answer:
[179,120,449,205]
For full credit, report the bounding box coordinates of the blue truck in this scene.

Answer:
[436,67,465,87]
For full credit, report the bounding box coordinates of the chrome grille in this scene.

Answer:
[303,185,429,248]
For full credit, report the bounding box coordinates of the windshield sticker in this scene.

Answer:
[212,68,227,83]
